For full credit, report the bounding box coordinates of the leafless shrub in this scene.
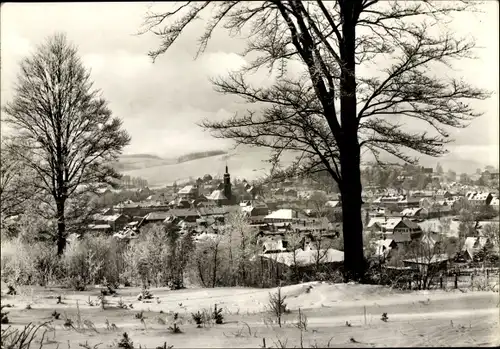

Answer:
[156,315,166,325]
[0,321,51,349]
[86,296,95,307]
[268,287,287,328]
[310,337,334,348]
[272,336,289,348]
[83,319,98,333]
[105,319,119,332]
[98,294,107,310]
[79,340,103,349]
[294,308,308,331]
[155,343,174,349]
[224,321,258,338]
[117,297,127,309]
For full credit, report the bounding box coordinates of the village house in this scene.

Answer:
[401,207,428,219]
[410,190,434,198]
[89,213,130,232]
[240,200,270,217]
[257,248,344,282]
[139,211,170,227]
[403,254,450,274]
[489,197,500,211]
[178,185,199,201]
[396,196,421,209]
[325,200,342,212]
[264,209,301,224]
[461,236,499,261]
[466,192,493,207]
[372,239,398,260]
[429,200,453,218]
[114,201,170,217]
[435,189,454,200]
[372,194,403,207]
[370,217,422,244]
[164,208,201,223]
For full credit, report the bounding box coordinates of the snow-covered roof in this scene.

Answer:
[178,185,197,194]
[383,218,403,230]
[260,248,344,266]
[264,209,297,220]
[207,190,227,201]
[462,236,492,258]
[144,211,170,221]
[401,208,423,217]
[403,254,450,265]
[263,240,286,253]
[88,224,111,230]
[325,200,340,208]
[92,214,123,222]
[373,239,395,257]
[367,217,386,228]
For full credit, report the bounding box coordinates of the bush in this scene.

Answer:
[1,305,9,324]
[31,242,62,286]
[191,311,203,327]
[137,286,154,301]
[134,311,145,320]
[191,309,211,328]
[118,332,134,349]
[0,321,51,348]
[212,304,224,325]
[63,235,125,289]
[168,323,182,334]
[0,238,36,285]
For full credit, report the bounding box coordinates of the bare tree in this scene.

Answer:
[223,211,257,285]
[0,139,39,219]
[306,191,329,218]
[141,1,489,280]
[3,33,130,255]
[404,234,454,290]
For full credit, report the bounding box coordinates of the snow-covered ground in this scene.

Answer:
[2,282,499,348]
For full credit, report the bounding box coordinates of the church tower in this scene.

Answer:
[223,164,232,201]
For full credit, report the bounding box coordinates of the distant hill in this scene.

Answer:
[116,146,494,186]
[121,153,163,160]
[119,147,295,186]
[113,153,175,172]
[114,149,235,178]
[177,150,228,164]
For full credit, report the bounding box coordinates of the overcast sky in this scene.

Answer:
[1,2,498,170]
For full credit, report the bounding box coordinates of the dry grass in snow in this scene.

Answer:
[1,282,499,348]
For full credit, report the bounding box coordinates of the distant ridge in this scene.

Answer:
[121,153,163,160]
[176,150,228,164]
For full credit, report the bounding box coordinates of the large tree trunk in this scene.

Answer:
[339,1,365,281]
[340,147,366,281]
[56,199,66,256]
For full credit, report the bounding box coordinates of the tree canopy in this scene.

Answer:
[3,33,131,254]
[141,0,489,280]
